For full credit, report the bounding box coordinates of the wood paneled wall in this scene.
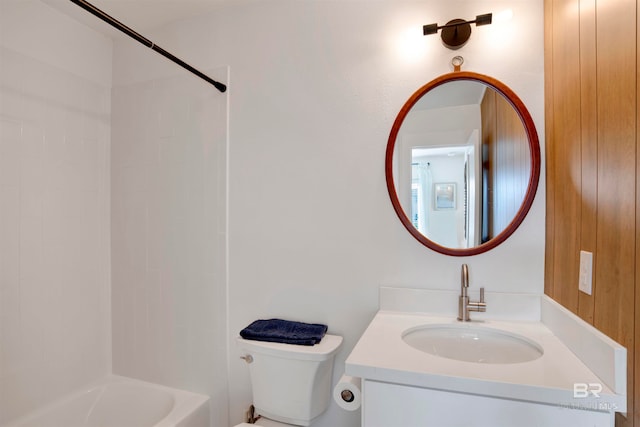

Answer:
[544,0,638,425]
[481,89,530,238]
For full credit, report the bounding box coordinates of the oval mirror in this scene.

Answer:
[385,71,540,256]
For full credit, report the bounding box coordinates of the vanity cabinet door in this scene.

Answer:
[362,380,613,427]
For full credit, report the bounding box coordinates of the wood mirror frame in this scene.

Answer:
[385,71,541,256]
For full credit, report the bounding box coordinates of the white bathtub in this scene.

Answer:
[4,375,210,427]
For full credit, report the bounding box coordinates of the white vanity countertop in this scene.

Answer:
[345,310,626,412]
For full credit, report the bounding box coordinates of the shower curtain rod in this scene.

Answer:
[69,0,227,93]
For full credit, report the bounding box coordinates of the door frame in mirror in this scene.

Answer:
[385,71,541,256]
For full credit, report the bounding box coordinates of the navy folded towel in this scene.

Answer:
[240,319,328,346]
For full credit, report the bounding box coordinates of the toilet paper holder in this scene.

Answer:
[333,374,362,411]
[340,389,355,403]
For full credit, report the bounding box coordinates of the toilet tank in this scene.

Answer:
[237,334,343,426]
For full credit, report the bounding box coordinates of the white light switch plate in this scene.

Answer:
[579,250,593,295]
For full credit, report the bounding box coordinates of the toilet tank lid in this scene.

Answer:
[237,334,343,361]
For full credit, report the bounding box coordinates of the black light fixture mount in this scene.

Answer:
[423,13,493,50]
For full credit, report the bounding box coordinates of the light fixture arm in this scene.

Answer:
[437,14,492,31]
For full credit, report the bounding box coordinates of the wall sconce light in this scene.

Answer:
[423,13,493,50]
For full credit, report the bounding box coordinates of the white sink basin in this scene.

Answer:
[402,324,544,364]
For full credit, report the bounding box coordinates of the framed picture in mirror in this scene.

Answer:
[434,183,456,210]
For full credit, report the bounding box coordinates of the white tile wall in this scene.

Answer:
[1,2,229,424]
[110,62,228,426]
[0,47,111,425]
[0,1,112,423]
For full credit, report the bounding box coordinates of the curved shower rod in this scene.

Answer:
[69,0,227,93]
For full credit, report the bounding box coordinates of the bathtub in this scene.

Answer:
[5,375,210,427]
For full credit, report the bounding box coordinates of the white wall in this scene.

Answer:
[1,1,544,426]
[0,1,112,423]
[134,1,544,426]
[110,43,229,426]
[396,104,481,247]
[421,155,467,247]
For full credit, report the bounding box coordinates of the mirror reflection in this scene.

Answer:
[392,80,531,249]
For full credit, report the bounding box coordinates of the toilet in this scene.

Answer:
[234,333,343,427]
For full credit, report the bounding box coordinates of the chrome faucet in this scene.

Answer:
[458,264,486,321]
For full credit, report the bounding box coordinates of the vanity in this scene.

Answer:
[345,287,626,427]
[365,63,627,426]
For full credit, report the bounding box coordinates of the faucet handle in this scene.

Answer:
[480,287,485,303]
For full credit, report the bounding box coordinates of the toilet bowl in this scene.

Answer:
[234,333,343,427]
